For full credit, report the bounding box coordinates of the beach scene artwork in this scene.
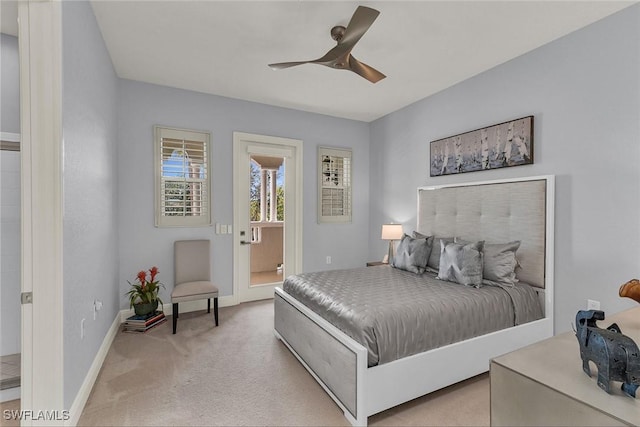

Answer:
[430,116,533,177]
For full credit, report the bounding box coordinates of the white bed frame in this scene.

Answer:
[274,175,555,426]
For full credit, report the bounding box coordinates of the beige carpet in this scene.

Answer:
[79,300,489,426]
[0,399,19,427]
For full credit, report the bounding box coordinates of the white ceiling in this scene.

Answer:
[3,1,634,122]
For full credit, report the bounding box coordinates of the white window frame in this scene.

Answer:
[154,126,212,227]
[318,146,352,224]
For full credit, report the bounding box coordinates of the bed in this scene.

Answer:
[274,176,555,426]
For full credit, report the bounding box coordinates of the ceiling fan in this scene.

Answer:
[268,5,386,84]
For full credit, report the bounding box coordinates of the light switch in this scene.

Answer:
[221,224,228,234]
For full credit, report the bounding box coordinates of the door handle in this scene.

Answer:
[240,241,253,245]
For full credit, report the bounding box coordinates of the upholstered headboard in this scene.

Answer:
[417,176,554,289]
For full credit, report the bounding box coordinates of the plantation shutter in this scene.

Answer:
[318,147,352,223]
[154,126,211,227]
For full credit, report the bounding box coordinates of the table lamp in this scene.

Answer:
[381,223,404,264]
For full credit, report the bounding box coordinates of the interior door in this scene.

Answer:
[233,133,303,303]
[18,1,65,422]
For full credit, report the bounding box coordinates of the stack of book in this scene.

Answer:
[123,310,166,333]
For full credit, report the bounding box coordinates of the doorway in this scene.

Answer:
[233,132,302,303]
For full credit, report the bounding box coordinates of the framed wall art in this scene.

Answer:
[430,115,533,177]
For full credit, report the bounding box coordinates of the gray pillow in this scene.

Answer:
[392,234,433,274]
[437,240,485,287]
[426,236,454,270]
[455,238,521,287]
[482,241,521,287]
[412,231,429,239]
[412,232,439,274]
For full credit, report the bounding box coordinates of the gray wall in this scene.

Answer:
[61,2,120,409]
[0,33,21,357]
[369,4,640,334]
[1,34,20,134]
[117,80,370,303]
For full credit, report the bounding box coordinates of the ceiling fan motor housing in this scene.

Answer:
[331,25,346,42]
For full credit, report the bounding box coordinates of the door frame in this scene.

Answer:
[18,0,65,423]
[232,132,303,304]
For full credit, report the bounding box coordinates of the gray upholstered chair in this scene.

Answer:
[171,239,219,334]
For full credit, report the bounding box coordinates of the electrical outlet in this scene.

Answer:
[81,318,86,339]
[587,299,601,310]
[326,256,332,265]
[93,300,103,320]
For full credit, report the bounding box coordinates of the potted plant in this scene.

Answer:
[126,266,165,316]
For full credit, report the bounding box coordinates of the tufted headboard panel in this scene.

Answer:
[417,177,552,289]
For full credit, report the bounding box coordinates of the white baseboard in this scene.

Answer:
[119,294,235,322]
[65,312,120,427]
[0,386,20,403]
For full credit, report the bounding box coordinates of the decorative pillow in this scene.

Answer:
[426,236,454,271]
[437,240,485,287]
[482,241,521,287]
[455,238,521,287]
[392,234,433,274]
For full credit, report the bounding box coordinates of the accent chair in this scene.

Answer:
[171,239,219,334]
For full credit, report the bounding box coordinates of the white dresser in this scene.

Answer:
[491,307,640,426]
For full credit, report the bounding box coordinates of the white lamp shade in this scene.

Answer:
[381,223,404,240]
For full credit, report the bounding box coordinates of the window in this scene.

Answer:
[154,126,211,227]
[318,146,352,223]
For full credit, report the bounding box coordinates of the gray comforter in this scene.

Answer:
[283,265,543,367]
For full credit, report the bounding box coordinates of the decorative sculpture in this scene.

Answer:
[620,279,640,304]
[575,310,640,397]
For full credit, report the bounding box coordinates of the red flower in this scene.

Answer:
[149,266,159,283]
[137,270,147,287]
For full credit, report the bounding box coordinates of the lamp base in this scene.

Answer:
[387,240,395,265]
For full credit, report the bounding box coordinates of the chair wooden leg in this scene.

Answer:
[207,298,211,313]
[214,297,219,326]
[172,303,178,334]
